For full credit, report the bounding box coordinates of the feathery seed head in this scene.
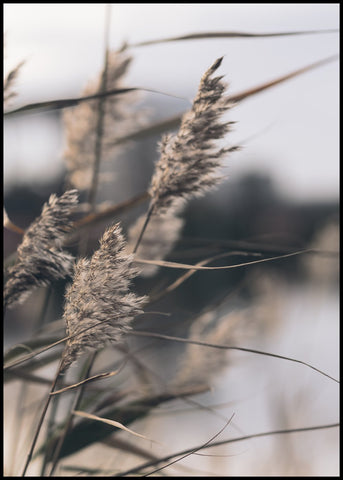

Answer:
[149,57,236,214]
[4,60,25,109]
[61,223,146,372]
[63,51,144,191]
[4,190,78,310]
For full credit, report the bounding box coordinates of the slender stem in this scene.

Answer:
[78,4,111,257]
[48,353,97,476]
[87,4,111,209]
[40,388,59,476]
[8,381,28,474]
[21,363,62,476]
[72,191,149,231]
[132,201,156,254]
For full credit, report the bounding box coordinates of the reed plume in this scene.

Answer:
[149,56,237,213]
[4,59,25,109]
[132,56,238,254]
[61,223,146,372]
[63,50,144,191]
[4,190,78,310]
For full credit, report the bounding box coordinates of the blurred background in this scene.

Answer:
[3,3,339,200]
[4,3,339,476]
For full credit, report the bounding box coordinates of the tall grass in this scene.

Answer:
[3,10,339,477]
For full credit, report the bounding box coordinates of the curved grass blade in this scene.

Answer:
[3,207,25,234]
[135,249,310,270]
[73,410,158,443]
[129,331,339,383]
[50,364,126,395]
[149,251,260,303]
[230,54,338,103]
[128,29,338,48]
[115,423,339,476]
[4,336,63,364]
[142,414,234,476]
[39,384,209,460]
[106,54,338,149]
[4,87,187,117]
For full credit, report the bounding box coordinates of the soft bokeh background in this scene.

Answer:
[4,3,339,201]
[4,3,339,476]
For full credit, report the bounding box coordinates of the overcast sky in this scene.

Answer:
[4,3,339,201]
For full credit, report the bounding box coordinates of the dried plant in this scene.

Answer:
[62,50,144,191]
[3,14,339,477]
[132,56,238,254]
[149,56,237,214]
[4,190,78,310]
[61,223,147,372]
[4,59,25,109]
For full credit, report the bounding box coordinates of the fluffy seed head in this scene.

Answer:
[61,223,146,372]
[4,190,78,310]
[63,51,144,191]
[4,59,25,109]
[149,57,237,214]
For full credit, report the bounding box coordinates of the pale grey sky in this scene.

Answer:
[4,3,339,201]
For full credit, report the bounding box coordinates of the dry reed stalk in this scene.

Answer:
[4,190,78,310]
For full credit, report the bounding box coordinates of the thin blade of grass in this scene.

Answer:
[50,363,126,395]
[142,414,234,476]
[101,436,159,461]
[4,337,66,370]
[73,410,157,443]
[106,54,338,148]
[71,191,149,233]
[128,29,339,48]
[129,331,339,384]
[40,384,209,460]
[5,309,144,370]
[230,54,338,103]
[149,251,263,303]
[3,207,25,234]
[3,87,187,117]
[4,337,63,364]
[135,249,310,270]
[5,368,61,386]
[115,423,339,476]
